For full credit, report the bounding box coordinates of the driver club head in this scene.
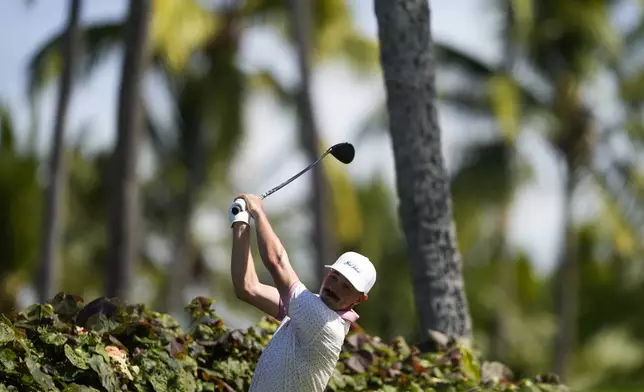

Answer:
[329,142,355,164]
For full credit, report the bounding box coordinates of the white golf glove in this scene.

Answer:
[228,198,250,228]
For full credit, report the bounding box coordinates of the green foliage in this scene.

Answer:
[0,293,567,392]
[0,104,42,307]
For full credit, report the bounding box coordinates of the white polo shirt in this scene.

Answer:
[248,280,359,392]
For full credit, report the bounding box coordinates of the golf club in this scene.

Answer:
[230,142,355,215]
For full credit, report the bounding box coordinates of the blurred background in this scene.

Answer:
[2,0,644,390]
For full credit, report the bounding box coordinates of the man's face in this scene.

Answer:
[319,270,366,311]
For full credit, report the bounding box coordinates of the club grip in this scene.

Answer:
[229,198,246,215]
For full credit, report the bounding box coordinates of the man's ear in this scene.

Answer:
[352,294,367,307]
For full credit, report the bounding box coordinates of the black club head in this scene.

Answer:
[329,142,355,164]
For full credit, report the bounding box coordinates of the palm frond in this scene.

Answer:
[26,21,124,96]
[150,0,220,73]
[434,42,496,79]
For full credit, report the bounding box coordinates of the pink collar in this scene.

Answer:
[337,308,359,322]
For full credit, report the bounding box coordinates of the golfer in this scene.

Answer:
[228,194,377,391]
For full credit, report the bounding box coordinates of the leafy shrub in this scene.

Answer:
[0,293,567,391]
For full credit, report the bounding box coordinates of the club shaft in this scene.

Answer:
[260,149,331,200]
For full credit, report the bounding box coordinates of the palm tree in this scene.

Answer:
[373,0,473,342]
[105,0,152,300]
[36,0,82,304]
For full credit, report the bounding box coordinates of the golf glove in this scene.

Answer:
[229,198,250,227]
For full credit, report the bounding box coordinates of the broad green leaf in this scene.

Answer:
[65,344,89,370]
[0,323,14,344]
[0,348,17,371]
[84,313,119,334]
[51,293,84,320]
[26,357,59,392]
[88,355,120,392]
[459,344,481,383]
[21,303,56,323]
[39,329,68,346]
[148,372,169,392]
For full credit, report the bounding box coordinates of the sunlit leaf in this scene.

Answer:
[150,0,219,73]
[488,73,522,142]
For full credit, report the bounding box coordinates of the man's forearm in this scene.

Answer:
[230,224,260,298]
[245,199,299,298]
[254,211,287,270]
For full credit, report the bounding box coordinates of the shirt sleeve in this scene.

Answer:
[281,281,339,346]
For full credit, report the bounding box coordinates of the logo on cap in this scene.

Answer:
[343,260,361,274]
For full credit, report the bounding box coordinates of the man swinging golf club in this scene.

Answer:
[229,193,377,391]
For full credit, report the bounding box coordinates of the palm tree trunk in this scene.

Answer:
[553,170,579,380]
[287,0,336,286]
[373,0,473,342]
[36,0,82,303]
[164,116,205,315]
[106,0,151,300]
[164,178,198,315]
[489,2,516,360]
[489,204,511,360]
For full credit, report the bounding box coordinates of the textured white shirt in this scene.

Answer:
[249,281,358,392]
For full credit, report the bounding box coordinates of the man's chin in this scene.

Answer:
[320,295,339,309]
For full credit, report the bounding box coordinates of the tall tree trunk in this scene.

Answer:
[489,204,511,360]
[106,0,151,300]
[553,169,578,380]
[287,0,336,286]
[374,0,473,342]
[36,0,82,303]
[164,115,205,315]
[551,74,588,381]
[489,2,516,360]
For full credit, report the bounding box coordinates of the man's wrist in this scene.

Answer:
[232,222,250,236]
[252,209,267,222]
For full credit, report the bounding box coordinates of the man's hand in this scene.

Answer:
[235,194,264,219]
[229,198,251,228]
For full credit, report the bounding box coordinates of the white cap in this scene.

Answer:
[324,251,377,294]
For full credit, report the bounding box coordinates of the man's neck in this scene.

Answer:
[318,294,360,322]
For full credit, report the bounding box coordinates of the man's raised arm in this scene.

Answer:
[237,194,300,299]
[230,217,282,319]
